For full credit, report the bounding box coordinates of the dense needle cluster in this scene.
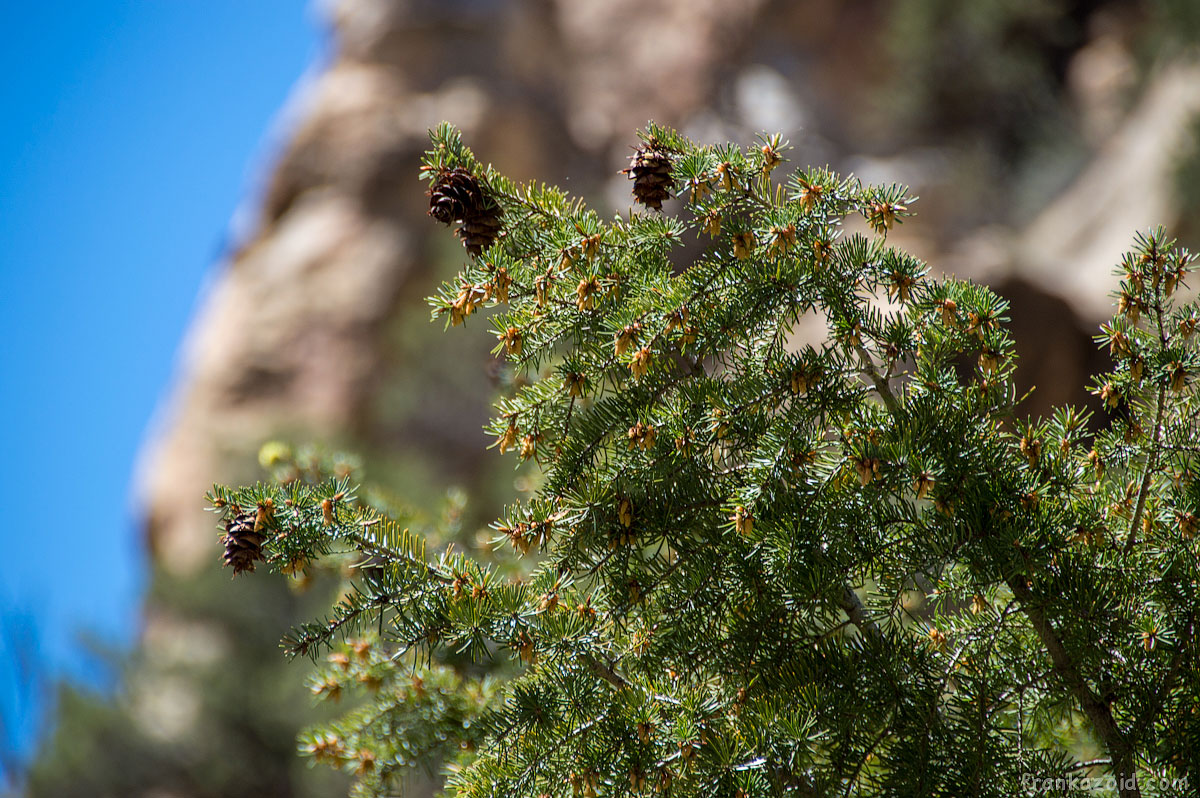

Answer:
[214,123,1199,798]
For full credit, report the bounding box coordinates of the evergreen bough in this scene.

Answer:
[210,123,1200,798]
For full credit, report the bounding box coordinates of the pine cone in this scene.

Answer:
[456,212,503,257]
[221,508,266,575]
[621,146,673,210]
[427,167,483,225]
[428,167,503,256]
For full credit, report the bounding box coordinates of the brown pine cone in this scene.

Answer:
[621,146,673,210]
[221,509,266,575]
[428,167,484,225]
[428,167,503,256]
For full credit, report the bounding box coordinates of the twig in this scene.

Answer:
[853,343,900,414]
[582,654,629,690]
[838,584,883,643]
[1125,384,1167,554]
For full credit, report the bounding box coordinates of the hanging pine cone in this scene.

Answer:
[621,145,673,210]
[427,167,503,256]
[221,508,266,575]
[428,167,482,225]
[456,210,503,257]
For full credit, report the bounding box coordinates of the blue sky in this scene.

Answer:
[0,0,321,766]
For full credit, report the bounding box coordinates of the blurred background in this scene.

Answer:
[2,0,1199,795]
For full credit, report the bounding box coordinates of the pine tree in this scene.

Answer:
[211,123,1200,798]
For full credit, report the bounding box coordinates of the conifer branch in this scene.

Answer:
[852,342,900,414]
[837,585,882,643]
[215,129,1198,798]
[581,654,629,691]
[1129,611,1194,741]
[1007,576,1140,797]
[1125,383,1166,554]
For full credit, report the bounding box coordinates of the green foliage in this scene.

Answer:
[213,124,1200,798]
